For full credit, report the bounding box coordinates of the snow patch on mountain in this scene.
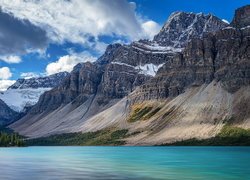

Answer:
[136,63,164,76]
[0,88,51,112]
[132,41,183,53]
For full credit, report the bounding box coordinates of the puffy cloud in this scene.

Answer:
[0,67,12,80]
[0,55,21,63]
[0,9,48,57]
[1,0,160,50]
[142,20,161,40]
[1,0,141,44]
[0,67,14,91]
[0,80,15,91]
[46,52,97,75]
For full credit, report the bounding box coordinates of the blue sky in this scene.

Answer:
[0,0,249,90]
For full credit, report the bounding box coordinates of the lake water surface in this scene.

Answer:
[0,146,249,179]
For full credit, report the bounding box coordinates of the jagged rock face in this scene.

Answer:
[31,59,150,113]
[31,62,103,113]
[0,99,19,126]
[100,42,175,67]
[133,21,250,101]
[214,26,250,92]
[231,5,250,28]
[153,12,228,47]
[99,63,150,99]
[9,72,69,89]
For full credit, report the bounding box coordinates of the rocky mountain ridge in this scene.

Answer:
[9,72,69,89]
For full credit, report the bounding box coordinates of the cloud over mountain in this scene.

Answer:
[0,9,48,58]
[46,52,96,75]
[1,0,160,52]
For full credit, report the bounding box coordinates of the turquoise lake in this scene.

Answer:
[0,147,249,179]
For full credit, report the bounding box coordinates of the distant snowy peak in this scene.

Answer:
[153,11,228,47]
[0,72,69,112]
[9,72,69,89]
[0,88,51,112]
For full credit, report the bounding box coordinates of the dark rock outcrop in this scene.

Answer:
[231,5,250,28]
[0,99,19,126]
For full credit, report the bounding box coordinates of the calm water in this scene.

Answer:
[0,147,249,180]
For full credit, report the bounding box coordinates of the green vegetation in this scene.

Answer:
[164,126,250,146]
[128,106,153,122]
[0,130,25,147]
[27,129,129,146]
[128,105,162,123]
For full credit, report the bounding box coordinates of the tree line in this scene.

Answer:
[0,132,25,147]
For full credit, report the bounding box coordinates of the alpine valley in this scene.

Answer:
[1,5,250,145]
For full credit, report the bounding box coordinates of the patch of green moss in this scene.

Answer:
[128,106,153,122]
[218,125,250,138]
[27,129,129,146]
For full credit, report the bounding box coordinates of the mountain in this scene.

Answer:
[9,6,250,145]
[9,10,227,138]
[0,72,69,112]
[0,99,19,126]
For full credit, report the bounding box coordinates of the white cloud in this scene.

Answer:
[0,55,21,63]
[0,67,12,80]
[0,80,15,91]
[46,52,97,75]
[142,20,161,40]
[1,0,140,43]
[1,0,161,51]
[0,67,14,91]
[20,72,40,79]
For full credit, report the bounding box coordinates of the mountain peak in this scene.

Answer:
[153,11,228,47]
[231,5,250,28]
